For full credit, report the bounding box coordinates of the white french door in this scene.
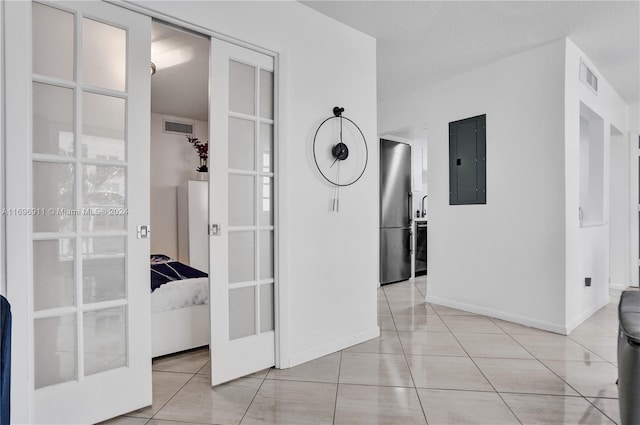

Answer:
[5,1,152,423]
[209,38,276,385]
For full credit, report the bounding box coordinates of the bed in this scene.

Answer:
[150,254,210,357]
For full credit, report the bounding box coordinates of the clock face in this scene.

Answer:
[331,142,349,161]
[313,115,368,187]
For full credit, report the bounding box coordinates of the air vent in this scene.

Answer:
[163,119,194,135]
[579,60,598,93]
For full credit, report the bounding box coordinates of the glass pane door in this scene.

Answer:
[210,38,276,385]
[227,58,275,340]
[32,0,130,390]
[3,1,153,422]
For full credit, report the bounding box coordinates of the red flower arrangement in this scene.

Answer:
[186,136,209,172]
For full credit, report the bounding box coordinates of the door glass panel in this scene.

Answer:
[82,165,126,231]
[228,175,255,226]
[33,239,75,311]
[82,92,125,161]
[33,83,75,156]
[259,177,273,226]
[83,307,127,376]
[83,236,125,304]
[33,162,75,233]
[259,123,273,172]
[259,70,273,120]
[82,18,126,91]
[229,117,255,170]
[32,3,74,81]
[34,314,77,389]
[259,230,273,280]
[228,231,255,283]
[260,283,274,332]
[229,60,255,115]
[229,286,255,340]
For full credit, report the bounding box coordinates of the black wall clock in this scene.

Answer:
[313,107,368,188]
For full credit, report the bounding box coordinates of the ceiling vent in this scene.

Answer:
[163,119,194,135]
[579,60,598,94]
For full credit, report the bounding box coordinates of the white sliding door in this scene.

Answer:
[209,38,276,385]
[5,1,152,423]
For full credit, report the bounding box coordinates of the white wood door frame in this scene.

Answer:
[111,0,286,368]
[0,0,6,298]
[4,2,34,420]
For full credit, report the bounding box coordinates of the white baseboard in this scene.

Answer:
[286,326,380,368]
[565,297,610,334]
[425,295,566,334]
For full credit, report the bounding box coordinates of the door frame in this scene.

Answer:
[4,2,34,420]
[111,1,286,368]
[0,0,6,298]
[3,2,285,420]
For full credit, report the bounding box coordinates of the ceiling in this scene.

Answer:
[151,21,209,122]
[150,2,639,122]
[302,1,639,105]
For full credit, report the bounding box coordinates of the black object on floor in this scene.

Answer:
[618,290,640,425]
[1,295,11,425]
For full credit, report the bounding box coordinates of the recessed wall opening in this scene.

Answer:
[579,102,605,225]
[609,124,629,286]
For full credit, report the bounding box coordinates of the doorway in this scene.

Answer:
[4,3,278,423]
[148,20,278,386]
[149,21,211,359]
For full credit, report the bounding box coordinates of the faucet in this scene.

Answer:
[421,195,428,218]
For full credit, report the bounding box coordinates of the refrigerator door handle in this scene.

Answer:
[408,192,413,224]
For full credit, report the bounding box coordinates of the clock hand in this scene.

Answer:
[330,156,339,168]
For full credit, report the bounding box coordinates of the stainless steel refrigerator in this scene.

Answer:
[380,139,412,284]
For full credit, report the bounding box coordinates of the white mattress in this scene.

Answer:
[151,277,209,313]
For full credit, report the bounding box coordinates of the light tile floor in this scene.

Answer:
[102,277,629,425]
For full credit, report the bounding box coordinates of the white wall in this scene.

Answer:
[631,102,639,133]
[130,1,378,367]
[564,39,631,328]
[412,139,429,217]
[630,101,639,288]
[380,39,568,331]
[0,0,4,297]
[150,113,208,259]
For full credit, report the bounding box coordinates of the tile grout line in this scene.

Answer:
[145,417,209,425]
[266,377,427,389]
[493,316,600,394]
[584,397,620,424]
[488,316,617,422]
[390,281,430,425]
[237,367,270,425]
[331,350,343,425]
[430,302,524,425]
[409,280,431,425]
[148,367,202,422]
[565,332,618,367]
